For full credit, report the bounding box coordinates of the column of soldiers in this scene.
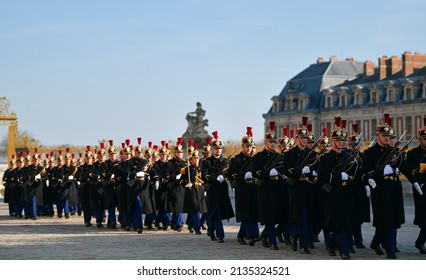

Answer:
[2,115,426,258]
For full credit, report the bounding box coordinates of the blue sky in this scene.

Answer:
[1,0,425,147]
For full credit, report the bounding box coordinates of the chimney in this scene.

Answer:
[345,58,355,62]
[403,51,426,76]
[317,57,324,63]
[379,55,389,80]
[329,55,338,62]
[364,60,375,76]
[390,55,402,75]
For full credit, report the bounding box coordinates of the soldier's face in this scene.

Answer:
[420,137,426,148]
[109,153,117,161]
[265,141,275,150]
[377,135,389,146]
[212,147,222,157]
[190,157,199,167]
[175,151,184,159]
[160,154,168,162]
[389,137,396,147]
[297,137,307,147]
[242,145,252,155]
[332,140,344,151]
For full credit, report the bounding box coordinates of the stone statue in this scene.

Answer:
[182,102,210,145]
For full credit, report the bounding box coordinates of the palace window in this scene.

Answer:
[354,91,362,105]
[339,94,346,107]
[299,99,305,110]
[387,89,394,102]
[405,87,412,101]
[370,91,377,104]
[326,96,332,108]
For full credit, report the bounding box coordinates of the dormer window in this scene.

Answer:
[286,98,292,111]
[405,87,412,101]
[326,96,332,108]
[339,94,346,107]
[370,90,377,104]
[299,99,304,110]
[353,89,363,105]
[387,89,394,102]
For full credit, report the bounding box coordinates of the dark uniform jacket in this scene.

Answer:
[181,163,207,214]
[406,145,426,228]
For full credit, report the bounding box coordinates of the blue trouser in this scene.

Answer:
[328,231,350,254]
[208,207,224,238]
[14,203,23,217]
[372,228,395,253]
[295,209,310,249]
[238,218,258,239]
[352,222,363,245]
[93,202,103,224]
[171,212,183,229]
[200,212,207,226]
[188,212,201,231]
[132,196,143,229]
[156,209,170,226]
[145,212,156,226]
[107,204,117,226]
[8,203,15,216]
[25,195,37,218]
[57,199,70,216]
[262,224,277,245]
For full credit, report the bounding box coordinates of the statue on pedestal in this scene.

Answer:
[182,102,210,146]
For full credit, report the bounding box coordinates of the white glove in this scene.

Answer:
[368,178,377,189]
[312,170,318,177]
[110,174,115,179]
[244,171,253,180]
[155,181,159,190]
[302,166,310,174]
[68,175,74,180]
[365,185,371,198]
[77,181,81,186]
[395,167,400,175]
[136,171,145,178]
[46,180,49,187]
[341,172,349,181]
[58,179,63,183]
[414,182,423,195]
[35,174,41,180]
[204,191,207,196]
[185,182,193,189]
[269,168,279,177]
[383,164,393,176]
[282,175,288,180]
[217,175,224,183]
[176,174,181,180]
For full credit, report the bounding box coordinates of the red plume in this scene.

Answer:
[26,150,30,155]
[79,153,82,158]
[307,124,312,132]
[161,140,166,147]
[125,139,130,146]
[46,154,49,159]
[384,113,390,125]
[59,150,62,156]
[12,154,15,160]
[137,137,142,145]
[206,138,211,145]
[34,148,38,154]
[194,142,198,150]
[165,143,169,149]
[269,121,275,131]
[72,154,75,159]
[322,127,328,136]
[388,117,392,127]
[109,140,114,146]
[177,137,183,145]
[302,116,308,126]
[188,139,193,147]
[50,151,54,157]
[19,152,23,158]
[100,143,105,149]
[66,147,70,153]
[284,127,289,136]
[94,149,98,154]
[129,145,133,151]
[341,119,347,129]
[352,124,359,133]
[247,127,253,137]
[153,145,158,151]
[290,130,295,138]
[212,131,219,139]
[86,146,91,152]
[148,141,152,148]
[121,143,125,149]
[334,116,341,128]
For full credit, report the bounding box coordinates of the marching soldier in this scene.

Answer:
[142,141,160,230]
[42,153,56,217]
[199,139,212,230]
[153,141,171,230]
[363,114,418,259]
[181,144,207,235]
[164,138,187,232]
[93,143,108,227]
[26,149,45,220]
[228,127,259,246]
[251,122,283,250]
[102,140,119,228]
[14,152,27,218]
[405,117,426,254]
[3,155,17,216]
[57,149,75,219]
[201,131,235,243]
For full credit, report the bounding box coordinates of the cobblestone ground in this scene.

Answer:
[0,192,425,260]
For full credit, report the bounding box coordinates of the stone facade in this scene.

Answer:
[264,51,426,142]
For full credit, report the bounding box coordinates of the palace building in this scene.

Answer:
[264,51,426,142]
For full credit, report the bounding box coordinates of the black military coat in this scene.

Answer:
[406,145,426,228]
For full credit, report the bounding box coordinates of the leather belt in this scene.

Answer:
[383,175,400,181]
[245,179,256,184]
[269,176,280,181]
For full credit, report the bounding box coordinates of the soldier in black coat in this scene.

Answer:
[318,123,373,260]
[42,155,56,217]
[153,143,171,230]
[229,127,258,246]
[102,141,119,229]
[406,120,426,254]
[25,150,45,220]
[282,117,317,254]
[164,138,187,231]
[3,156,17,216]
[181,147,207,234]
[363,114,418,259]
[201,131,235,243]
[14,153,27,218]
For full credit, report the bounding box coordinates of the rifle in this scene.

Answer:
[231,155,254,189]
[204,147,239,191]
[375,130,408,170]
[127,159,150,187]
[322,135,364,192]
[286,133,324,187]
[254,151,283,186]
